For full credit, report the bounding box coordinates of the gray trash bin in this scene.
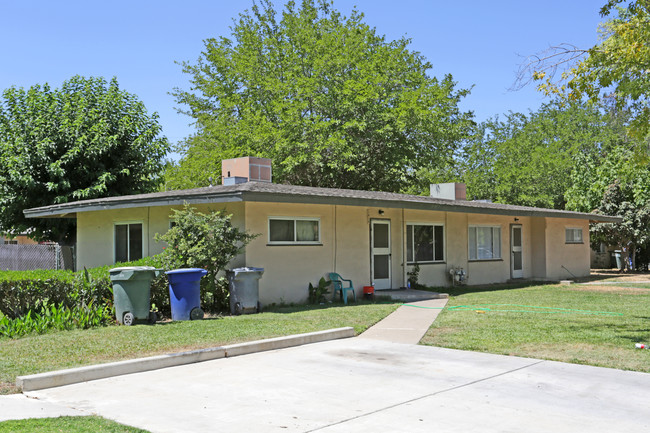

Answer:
[227,267,264,315]
[109,266,161,326]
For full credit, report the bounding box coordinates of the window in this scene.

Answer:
[406,224,444,263]
[566,228,583,244]
[3,240,17,245]
[469,226,501,260]
[268,217,320,244]
[115,223,143,262]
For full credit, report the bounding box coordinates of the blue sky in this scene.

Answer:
[1,1,605,157]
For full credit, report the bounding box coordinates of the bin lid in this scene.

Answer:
[228,267,264,274]
[110,266,157,273]
[109,266,161,280]
[165,268,208,275]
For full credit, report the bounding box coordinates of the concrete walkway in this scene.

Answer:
[359,298,448,344]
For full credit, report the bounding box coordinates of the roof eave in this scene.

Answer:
[24,191,245,218]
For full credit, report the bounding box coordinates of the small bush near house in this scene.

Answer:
[308,277,331,304]
[155,204,257,312]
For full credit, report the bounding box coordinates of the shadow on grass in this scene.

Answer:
[420,281,551,297]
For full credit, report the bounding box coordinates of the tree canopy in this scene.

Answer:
[0,76,170,243]
[453,101,624,209]
[520,0,650,143]
[168,0,474,193]
[155,204,256,311]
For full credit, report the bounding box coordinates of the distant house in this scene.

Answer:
[1,232,38,245]
[24,157,620,305]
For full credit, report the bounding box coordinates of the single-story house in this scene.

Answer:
[24,157,620,305]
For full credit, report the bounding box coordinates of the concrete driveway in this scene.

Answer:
[23,337,650,433]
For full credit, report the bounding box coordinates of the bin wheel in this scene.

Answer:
[190,307,204,320]
[234,302,242,315]
[123,312,134,326]
[148,311,158,324]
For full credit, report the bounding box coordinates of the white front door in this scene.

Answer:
[371,219,391,290]
[511,224,523,279]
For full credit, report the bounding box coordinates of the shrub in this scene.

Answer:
[308,277,331,304]
[155,204,256,312]
[0,300,113,338]
[0,255,169,338]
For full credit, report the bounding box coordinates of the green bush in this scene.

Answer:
[0,255,171,338]
[0,300,113,338]
[155,204,256,312]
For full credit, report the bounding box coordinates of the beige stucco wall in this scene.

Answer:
[244,202,405,305]
[76,203,244,269]
[544,218,591,280]
[74,198,594,305]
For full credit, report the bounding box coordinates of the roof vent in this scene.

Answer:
[430,183,466,201]
[221,157,272,184]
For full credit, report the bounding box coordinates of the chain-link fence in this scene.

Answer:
[0,244,75,271]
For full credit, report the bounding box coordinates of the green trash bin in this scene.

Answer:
[109,266,161,326]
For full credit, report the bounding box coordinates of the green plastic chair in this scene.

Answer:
[329,272,356,304]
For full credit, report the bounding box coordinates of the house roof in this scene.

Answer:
[23,181,621,222]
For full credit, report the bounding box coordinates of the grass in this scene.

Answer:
[421,282,650,372]
[0,302,399,395]
[0,416,148,433]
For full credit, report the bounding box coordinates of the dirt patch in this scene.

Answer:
[577,270,650,283]
[567,285,650,295]
[0,382,20,395]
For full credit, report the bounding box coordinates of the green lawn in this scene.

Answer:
[0,302,399,395]
[421,282,650,372]
[0,416,148,433]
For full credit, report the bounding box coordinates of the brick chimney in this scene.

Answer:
[221,157,272,185]
[430,183,466,200]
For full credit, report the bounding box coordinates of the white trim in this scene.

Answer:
[371,219,392,290]
[565,227,584,244]
[468,225,502,261]
[405,222,445,264]
[267,216,321,245]
[510,224,523,278]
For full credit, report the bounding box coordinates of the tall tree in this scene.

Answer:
[0,76,170,243]
[517,0,650,143]
[590,180,650,269]
[456,101,622,209]
[168,0,473,192]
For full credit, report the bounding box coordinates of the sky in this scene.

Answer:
[1,1,606,159]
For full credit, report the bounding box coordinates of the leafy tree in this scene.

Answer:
[590,180,650,270]
[455,101,622,209]
[0,76,170,244]
[155,205,257,311]
[517,1,650,142]
[168,0,473,193]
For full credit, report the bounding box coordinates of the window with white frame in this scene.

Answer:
[406,224,444,263]
[115,223,143,262]
[565,228,583,244]
[268,217,320,244]
[468,226,501,260]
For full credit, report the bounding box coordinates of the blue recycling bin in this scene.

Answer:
[166,268,208,321]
